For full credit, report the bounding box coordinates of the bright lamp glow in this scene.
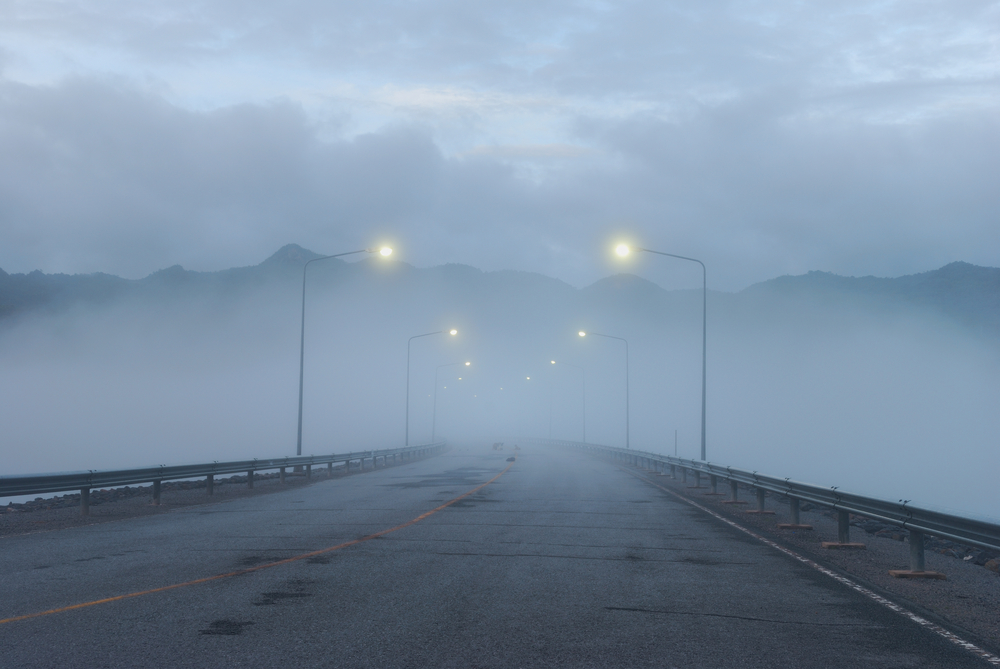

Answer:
[465,361,471,366]
[551,360,556,364]
[578,331,586,337]
[379,247,393,256]
[526,376,530,380]
[615,244,630,257]
[449,329,458,335]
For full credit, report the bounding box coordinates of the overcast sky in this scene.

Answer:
[1,0,998,290]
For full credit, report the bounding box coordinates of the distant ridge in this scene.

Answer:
[1,249,997,336]
[741,261,1000,334]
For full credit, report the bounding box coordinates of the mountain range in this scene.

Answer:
[2,245,998,338]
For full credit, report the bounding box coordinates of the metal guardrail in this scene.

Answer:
[1,442,446,515]
[531,438,1000,575]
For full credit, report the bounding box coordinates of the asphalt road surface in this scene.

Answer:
[0,445,990,668]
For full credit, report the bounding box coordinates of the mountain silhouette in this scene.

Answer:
[1,249,997,338]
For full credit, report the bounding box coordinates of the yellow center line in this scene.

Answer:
[1,459,516,625]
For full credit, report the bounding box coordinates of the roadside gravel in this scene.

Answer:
[634,465,1000,656]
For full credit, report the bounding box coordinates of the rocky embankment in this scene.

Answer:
[794,501,1000,575]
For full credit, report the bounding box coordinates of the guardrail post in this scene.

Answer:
[152,480,161,505]
[909,530,925,571]
[328,461,333,476]
[306,464,312,479]
[681,467,687,483]
[280,467,286,484]
[206,474,214,495]
[692,471,701,488]
[80,488,90,515]
[710,475,718,494]
[777,497,812,529]
[820,511,865,549]
[887,530,944,579]
[670,464,676,479]
[744,488,776,515]
[247,470,254,489]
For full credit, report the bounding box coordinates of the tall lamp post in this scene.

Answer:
[432,361,470,443]
[577,331,628,448]
[407,329,458,447]
[297,246,392,456]
[550,360,586,443]
[616,243,707,461]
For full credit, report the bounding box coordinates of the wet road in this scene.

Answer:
[0,445,987,668]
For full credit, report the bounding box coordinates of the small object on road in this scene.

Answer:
[506,456,515,462]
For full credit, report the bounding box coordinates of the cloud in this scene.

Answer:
[0,1,998,287]
[1,73,999,290]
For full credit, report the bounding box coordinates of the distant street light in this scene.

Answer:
[432,361,470,443]
[550,360,586,443]
[296,246,392,456]
[616,243,707,460]
[578,331,629,449]
[407,329,457,447]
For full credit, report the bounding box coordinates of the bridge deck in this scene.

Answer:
[0,445,987,667]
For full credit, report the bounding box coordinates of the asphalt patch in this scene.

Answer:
[200,619,255,635]
[306,555,332,564]
[237,555,287,567]
[383,469,487,489]
[254,592,312,606]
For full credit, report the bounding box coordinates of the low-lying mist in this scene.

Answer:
[1,250,997,521]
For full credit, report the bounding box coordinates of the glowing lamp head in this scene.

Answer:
[615,244,630,257]
[379,247,393,257]
[465,361,471,366]
[449,329,458,336]
[551,360,556,364]
[578,331,586,337]
[526,376,530,380]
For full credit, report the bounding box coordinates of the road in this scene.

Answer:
[0,444,989,668]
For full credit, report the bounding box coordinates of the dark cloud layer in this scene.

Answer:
[0,1,998,287]
[1,74,998,289]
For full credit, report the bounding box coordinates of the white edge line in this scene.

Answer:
[631,469,1000,666]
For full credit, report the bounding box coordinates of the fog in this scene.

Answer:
[1,250,998,521]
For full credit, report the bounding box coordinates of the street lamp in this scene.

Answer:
[616,243,707,461]
[296,246,392,456]
[432,361,470,443]
[406,329,457,447]
[550,360,586,443]
[578,331,629,449]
